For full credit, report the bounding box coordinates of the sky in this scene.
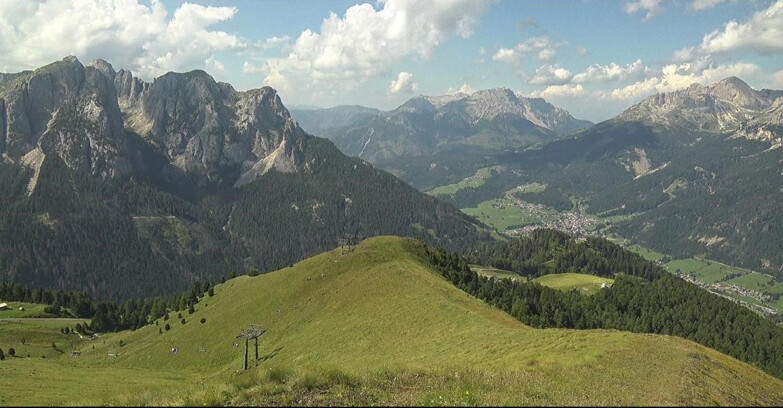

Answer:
[1,0,782,122]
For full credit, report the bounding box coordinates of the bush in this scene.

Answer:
[8,348,15,357]
[164,323,171,331]
[267,367,293,384]
[181,318,186,325]
[298,373,326,391]
[200,317,206,324]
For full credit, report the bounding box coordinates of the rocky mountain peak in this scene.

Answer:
[395,96,437,113]
[0,55,132,187]
[618,76,776,132]
[709,76,766,110]
[90,59,116,81]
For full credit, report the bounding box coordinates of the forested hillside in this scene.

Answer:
[437,229,783,378]
[0,57,489,301]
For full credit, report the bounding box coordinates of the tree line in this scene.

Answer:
[420,229,783,379]
[0,278,218,333]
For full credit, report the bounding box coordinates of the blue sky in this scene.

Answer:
[1,0,782,121]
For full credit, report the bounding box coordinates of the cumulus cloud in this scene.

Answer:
[388,71,419,94]
[572,59,655,84]
[623,0,663,21]
[0,0,244,79]
[528,65,573,86]
[606,60,762,101]
[492,35,559,67]
[447,82,478,95]
[260,0,490,97]
[528,84,586,99]
[700,0,783,55]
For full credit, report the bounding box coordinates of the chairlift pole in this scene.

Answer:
[244,338,249,371]
[236,325,267,371]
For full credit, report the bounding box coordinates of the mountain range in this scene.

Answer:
[291,88,592,165]
[0,56,489,300]
[434,76,783,275]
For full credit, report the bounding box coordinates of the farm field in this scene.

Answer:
[534,273,614,295]
[427,167,497,197]
[0,302,54,319]
[470,265,523,281]
[462,196,555,232]
[1,237,781,405]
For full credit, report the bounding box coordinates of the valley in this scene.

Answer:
[428,168,783,321]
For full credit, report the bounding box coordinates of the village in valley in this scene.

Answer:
[460,182,783,325]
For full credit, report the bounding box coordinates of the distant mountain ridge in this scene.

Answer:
[444,76,783,275]
[291,87,592,163]
[619,76,783,134]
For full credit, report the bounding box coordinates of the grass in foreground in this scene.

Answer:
[1,237,782,406]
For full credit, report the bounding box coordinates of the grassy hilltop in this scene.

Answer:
[1,236,782,405]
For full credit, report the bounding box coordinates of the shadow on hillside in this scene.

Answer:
[260,346,284,362]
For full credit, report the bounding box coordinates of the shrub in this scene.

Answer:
[267,367,293,384]
[181,318,186,325]
[298,373,326,391]
[8,348,15,357]
[200,318,207,324]
[164,323,171,331]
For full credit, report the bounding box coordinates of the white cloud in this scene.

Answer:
[671,47,696,63]
[205,56,225,73]
[0,0,244,79]
[690,0,735,11]
[493,35,559,67]
[492,48,520,65]
[606,60,762,101]
[242,61,264,74]
[262,36,291,50]
[528,65,573,85]
[608,77,661,100]
[700,0,783,55]
[576,45,588,56]
[447,82,478,95]
[572,59,655,84]
[262,0,490,94]
[528,84,586,99]
[388,71,419,94]
[773,70,783,88]
[623,0,663,21]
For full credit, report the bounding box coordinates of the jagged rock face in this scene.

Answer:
[117,68,307,185]
[619,77,780,132]
[0,56,131,179]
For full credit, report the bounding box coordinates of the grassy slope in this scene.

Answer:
[0,301,52,318]
[1,237,782,406]
[534,273,615,295]
[470,264,523,281]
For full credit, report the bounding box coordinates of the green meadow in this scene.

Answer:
[534,273,615,296]
[1,237,782,406]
